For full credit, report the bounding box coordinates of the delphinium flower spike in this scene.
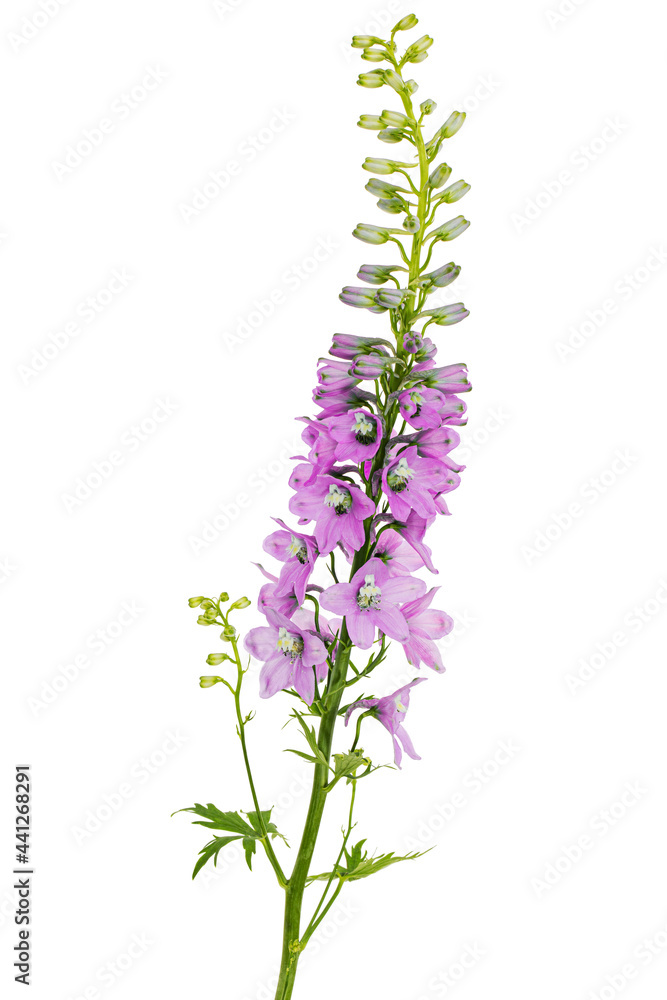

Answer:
[176,16,472,999]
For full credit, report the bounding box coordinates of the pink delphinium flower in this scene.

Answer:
[345,678,426,767]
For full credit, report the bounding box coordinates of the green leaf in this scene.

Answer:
[247,808,289,846]
[191,835,242,879]
[307,840,430,883]
[332,750,370,781]
[284,748,321,764]
[243,837,257,871]
[173,803,255,836]
[290,711,329,767]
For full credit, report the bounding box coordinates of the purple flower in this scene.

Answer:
[326,408,383,463]
[392,511,438,574]
[320,557,425,649]
[381,446,447,521]
[398,387,446,430]
[244,608,329,705]
[252,564,301,618]
[345,678,426,767]
[314,384,376,417]
[349,351,395,380]
[412,426,461,462]
[289,475,375,555]
[295,418,337,480]
[317,358,358,389]
[372,527,426,575]
[399,588,453,671]
[339,286,378,309]
[262,519,318,604]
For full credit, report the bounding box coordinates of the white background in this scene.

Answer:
[2,1,666,998]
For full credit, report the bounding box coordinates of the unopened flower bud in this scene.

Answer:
[340,286,378,308]
[442,110,466,137]
[221,625,238,642]
[424,262,461,288]
[206,653,228,666]
[428,163,452,188]
[402,215,420,232]
[421,302,470,326]
[383,69,405,94]
[219,592,229,602]
[357,70,385,89]
[353,223,390,245]
[439,180,471,203]
[430,215,470,242]
[351,34,383,48]
[377,197,405,213]
[356,263,407,285]
[362,158,416,175]
[420,99,437,115]
[393,14,418,31]
[380,110,411,128]
[188,596,205,608]
[378,128,405,144]
[361,49,386,62]
[230,596,251,610]
[375,288,409,308]
[197,615,212,626]
[358,114,385,130]
[405,34,433,62]
[405,79,419,95]
[200,675,223,688]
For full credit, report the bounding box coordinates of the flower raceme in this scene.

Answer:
[182,16,473,998]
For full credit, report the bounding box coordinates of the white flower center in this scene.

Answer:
[357,574,382,610]
[288,535,308,564]
[276,627,304,660]
[387,457,414,493]
[324,484,352,515]
[351,412,376,445]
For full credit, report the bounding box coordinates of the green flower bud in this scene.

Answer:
[405,79,419,95]
[365,178,401,198]
[393,14,418,31]
[439,180,471,203]
[402,215,420,232]
[429,215,470,242]
[442,111,466,138]
[405,34,433,62]
[420,99,437,116]
[361,49,386,63]
[383,69,405,94]
[199,675,223,688]
[357,70,385,89]
[351,34,383,48]
[221,625,238,642]
[377,197,405,214]
[380,110,411,128]
[428,163,452,188]
[219,592,229,602]
[188,596,205,608]
[230,596,251,610]
[358,114,385,130]
[378,128,405,144]
[353,223,390,244]
[197,615,212,626]
[206,653,228,666]
[362,158,416,175]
